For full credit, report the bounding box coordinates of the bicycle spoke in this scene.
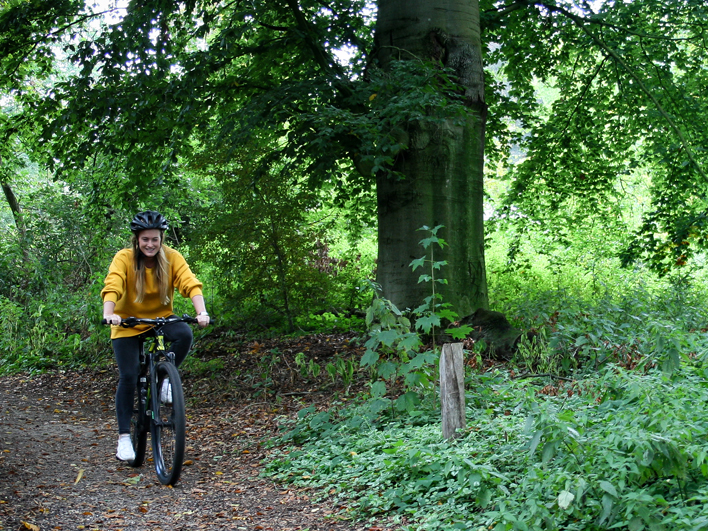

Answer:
[129,376,148,467]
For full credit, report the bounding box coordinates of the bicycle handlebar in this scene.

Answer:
[101,315,214,327]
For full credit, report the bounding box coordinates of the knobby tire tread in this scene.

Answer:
[152,361,185,485]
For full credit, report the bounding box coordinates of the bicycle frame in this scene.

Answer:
[104,315,203,485]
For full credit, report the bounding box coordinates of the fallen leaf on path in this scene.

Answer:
[123,474,142,485]
[75,468,85,484]
[21,522,39,531]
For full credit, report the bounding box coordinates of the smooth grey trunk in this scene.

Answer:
[373,0,488,317]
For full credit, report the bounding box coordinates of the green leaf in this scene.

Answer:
[477,487,492,508]
[415,314,440,333]
[541,441,556,464]
[418,236,438,249]
[371,380,387,398]
[409,257,426,271]
[123,474,142,485]
[367,397,391,415]
[599,494,614,525]
[628,517,644,531]
[365,305,376,327]
[378,361,398,379]
[364,336,380,350]
[528,430,543,455]
[399,332,422,352]
[377,329,399,347]
[388,301,403,316]
[395,391,419,412]
[360,348,379,367]
[446,325,473,339]
[297,405,315,419]
[557,490,574,510]
[309,411,330,429]
[412,303,429,315]
[599,481,617,498]
[437,308,459,321]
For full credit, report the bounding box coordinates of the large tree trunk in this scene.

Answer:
[373,0,488,317]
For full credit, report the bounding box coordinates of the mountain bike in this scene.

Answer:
[102,315,208,485]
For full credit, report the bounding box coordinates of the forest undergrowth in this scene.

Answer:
[261,268,708,531]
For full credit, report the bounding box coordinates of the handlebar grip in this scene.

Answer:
[101,318,108,325]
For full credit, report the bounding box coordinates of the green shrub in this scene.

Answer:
[267,363,708,530]
[0,291,110,375]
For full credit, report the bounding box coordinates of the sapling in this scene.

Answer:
[410,225,473,348]
[359,226,472,413]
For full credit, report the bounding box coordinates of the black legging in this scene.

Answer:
[112,320,192,434]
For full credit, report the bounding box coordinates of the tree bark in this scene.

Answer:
[1,177,28,261]
[373,0,488,317]
[0,156,27,241]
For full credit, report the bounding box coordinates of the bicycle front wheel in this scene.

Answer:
[151,361,186,485]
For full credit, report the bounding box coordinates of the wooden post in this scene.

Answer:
[440,343,465,439]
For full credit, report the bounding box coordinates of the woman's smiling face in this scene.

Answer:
[137,229,162,260]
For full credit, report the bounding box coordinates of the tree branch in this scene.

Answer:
[0,156,27,252]
[538,1,708,183]
[284,0,340,77]
[481,1,528,27]
[284,0,353,99]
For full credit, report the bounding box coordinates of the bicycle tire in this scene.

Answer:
[129,376,149,467]
[151,361,186,485]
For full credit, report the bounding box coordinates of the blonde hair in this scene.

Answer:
[130,232,171,305]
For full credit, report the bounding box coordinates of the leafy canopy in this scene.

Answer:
[3,0,708,272]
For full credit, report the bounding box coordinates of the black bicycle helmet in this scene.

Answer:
[130,210,168,232]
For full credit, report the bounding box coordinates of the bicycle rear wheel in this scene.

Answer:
[151,361,186,485]
[129,376,149,467]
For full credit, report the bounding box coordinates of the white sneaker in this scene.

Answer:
[160,379,172,404]
[116,435,135,462]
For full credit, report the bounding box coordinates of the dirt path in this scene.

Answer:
[0,370,391,531]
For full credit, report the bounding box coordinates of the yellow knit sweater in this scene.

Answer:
[101,246,204,339]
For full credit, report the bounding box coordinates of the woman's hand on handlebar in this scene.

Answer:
[196,313,210,328]
[104,314,122,326]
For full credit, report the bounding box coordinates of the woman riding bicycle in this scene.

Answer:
[101,211,209,462]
